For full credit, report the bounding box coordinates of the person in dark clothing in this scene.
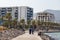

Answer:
[29,28,32,34]
[31,27,34,34]
[29,25,34,34]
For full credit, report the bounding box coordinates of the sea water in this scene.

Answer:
[45,32,60,40]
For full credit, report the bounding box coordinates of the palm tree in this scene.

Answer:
[31,20,37,30]
[3,21,9,27]
[3,13,12,28]
[27,20,31,25]
[5,13,12,20]
[20,19,25,24]
[37,20,41,26]
[11,18,17,28]
[20,19,25,30]
[36,20,43,30]
[44,22,50,31]
[26,20,31,29]
[31,20,36,25]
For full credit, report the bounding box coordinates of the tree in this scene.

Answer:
[36,20,42,30]
[3,21,9,27]
[3,13,12,28]
[25,20,31,29]
[37,20,41,26]
[20,19,25,24]
[31,20,37,30]
[11,18,17,28]
[20,19,25,27]
[20,19,25,30]
[27,20,31,25]
[5,13,12,20]
[31,20,36,25]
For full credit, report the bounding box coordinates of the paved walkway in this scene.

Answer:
[11,31,42,40]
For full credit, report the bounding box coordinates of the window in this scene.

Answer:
[2,8,6,10]
[7,8,12,11]
[27,14,31,17]
[27,17,30,20]
[15,14,18,17]
[1,13,5,16]
[1,10,6,13]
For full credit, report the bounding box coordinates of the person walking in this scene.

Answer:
[29,25,34,34]
[29,27,32,34]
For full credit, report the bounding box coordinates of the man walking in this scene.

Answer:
[29,27,32,34]
[29,25,34,34]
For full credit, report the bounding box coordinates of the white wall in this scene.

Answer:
[18,7,20,21]
[18,7,27,22]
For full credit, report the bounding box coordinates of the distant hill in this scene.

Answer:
[44,9,60,23]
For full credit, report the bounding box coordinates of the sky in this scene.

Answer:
[0,0,60,22]
[0,0,60,13]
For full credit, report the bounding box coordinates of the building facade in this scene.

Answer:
[0,6,33,22]
[0,7,18,20]
[36,12,55,22]
[18,6,33,22]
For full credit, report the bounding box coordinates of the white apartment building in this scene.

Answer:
[0,6,33,22]
[0,7,18,20]
[36,12,55,22]
[18,6,33,22]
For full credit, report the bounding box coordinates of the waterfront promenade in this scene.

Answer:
[11,31,42,40]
